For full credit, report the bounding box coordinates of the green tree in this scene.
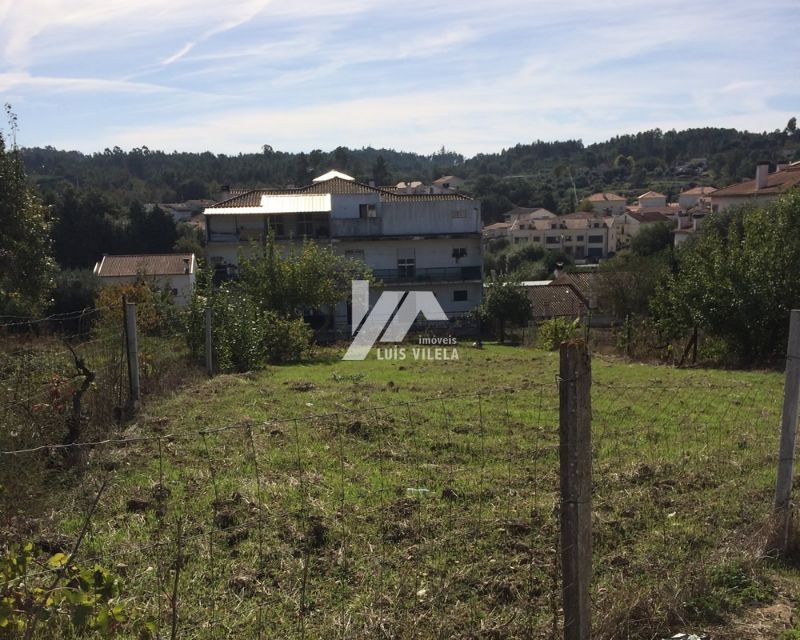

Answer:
[238,234,372,325]
[475,276,532,342]
[372,154,391,186]
[128,202,178,253]
[630,221,674,257]
[0,106,56,315]
[52,188,123,269]
[652,190,800,364]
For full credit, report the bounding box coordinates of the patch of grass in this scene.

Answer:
[685,560,775,623]
[0,340,788,638]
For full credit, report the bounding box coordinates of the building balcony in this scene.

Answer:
[331,218,383,238]
[373,265,482,284]
[208,226,331,243]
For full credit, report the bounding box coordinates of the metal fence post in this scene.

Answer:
[774,310,800,553]
[205,305,215,376]
[559,340,592,640]
[124,300,140,410]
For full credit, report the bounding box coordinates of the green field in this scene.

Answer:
[0,343,792,638]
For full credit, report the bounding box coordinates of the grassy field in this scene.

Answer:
[0,342,794,638]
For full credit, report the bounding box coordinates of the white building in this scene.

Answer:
[93,254,197,306]
[709,162,800,212]
[203,171,483,324]
[585,192,627,215]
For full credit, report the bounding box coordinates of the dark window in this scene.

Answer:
[359,204,377,218]
[268,219,285,237]
[453,290,468,302]
[576,235,584,241]
[546,236,560,244]
[398,258,415,278]
[296,213,313,236]
[588,235,604,243]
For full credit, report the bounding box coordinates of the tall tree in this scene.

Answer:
[0,106,56,315]
[475,276,532,342]
[652,191,800,364]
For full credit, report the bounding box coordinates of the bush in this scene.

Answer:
[536,317,580,350]
[186,287,312,372]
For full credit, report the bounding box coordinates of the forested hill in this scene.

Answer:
[22,122,799,220]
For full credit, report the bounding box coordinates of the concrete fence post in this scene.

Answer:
[559,340,592,640]
[774,310,800,553]
[123,300,140,411]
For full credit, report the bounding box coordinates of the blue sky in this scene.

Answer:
[1,0,798,157]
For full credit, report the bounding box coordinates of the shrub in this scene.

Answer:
[536,317,580,350]
[186,287,312,372]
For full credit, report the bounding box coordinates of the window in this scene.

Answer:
[359,203,377,219]
[588,235,604,243]
[564,235,572,241]
[545,236,560,244]
[268,218,285,237]
[296,213,313,236]
[453,290,468,302]
[451,209,466,218]
[345,249,365,261]
[452,247,467,261]
[576,235,584,241]
[170,288,179,297]
[397,247,415,278]
[532,236,540,243]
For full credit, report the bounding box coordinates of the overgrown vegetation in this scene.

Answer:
[653,190,800,365]
[185,237,372,372]
[0,344,788,638]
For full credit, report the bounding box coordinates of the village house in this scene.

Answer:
[93,253,197,306]
[709,161,800,212]
[203,170,483,325]
[585,192,627,215]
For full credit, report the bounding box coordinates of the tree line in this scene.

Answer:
[20,121,799,221]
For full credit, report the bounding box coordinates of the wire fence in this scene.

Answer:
[0,350,784,639]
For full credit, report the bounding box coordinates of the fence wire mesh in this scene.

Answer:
[0,351,783,638]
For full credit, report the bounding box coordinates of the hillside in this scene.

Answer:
[21,124,800,223]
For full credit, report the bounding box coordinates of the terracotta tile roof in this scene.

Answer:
[483,222,512,231]
[638,190,666,198]
[527,284,588,318]
[94,254,195,277]
[680,186,716,196]
[626,210,673,224]
[503,206,557,220]
[711,164,800,198]
[208,176,472,209]
[587,192,625,202]
[551,273,596,305]
[626,205,680,216]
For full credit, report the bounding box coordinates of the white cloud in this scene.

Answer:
[3,0,798,155]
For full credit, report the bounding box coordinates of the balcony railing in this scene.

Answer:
[209,227,331,243]
[373,265,482,284]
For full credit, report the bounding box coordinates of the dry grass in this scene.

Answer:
[0,341,791,638]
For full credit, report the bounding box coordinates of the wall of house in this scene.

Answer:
[379,201,481,235]
[98,274,195,306]
[710,194,774,212]
[638,195,667,208]
[334,237,482,273]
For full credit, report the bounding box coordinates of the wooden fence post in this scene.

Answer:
[559,340,592,640]
[774,310,800,553]
[205,305,215,376]
[124,300,140,410]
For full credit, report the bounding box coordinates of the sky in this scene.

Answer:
[0,0,798,157]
